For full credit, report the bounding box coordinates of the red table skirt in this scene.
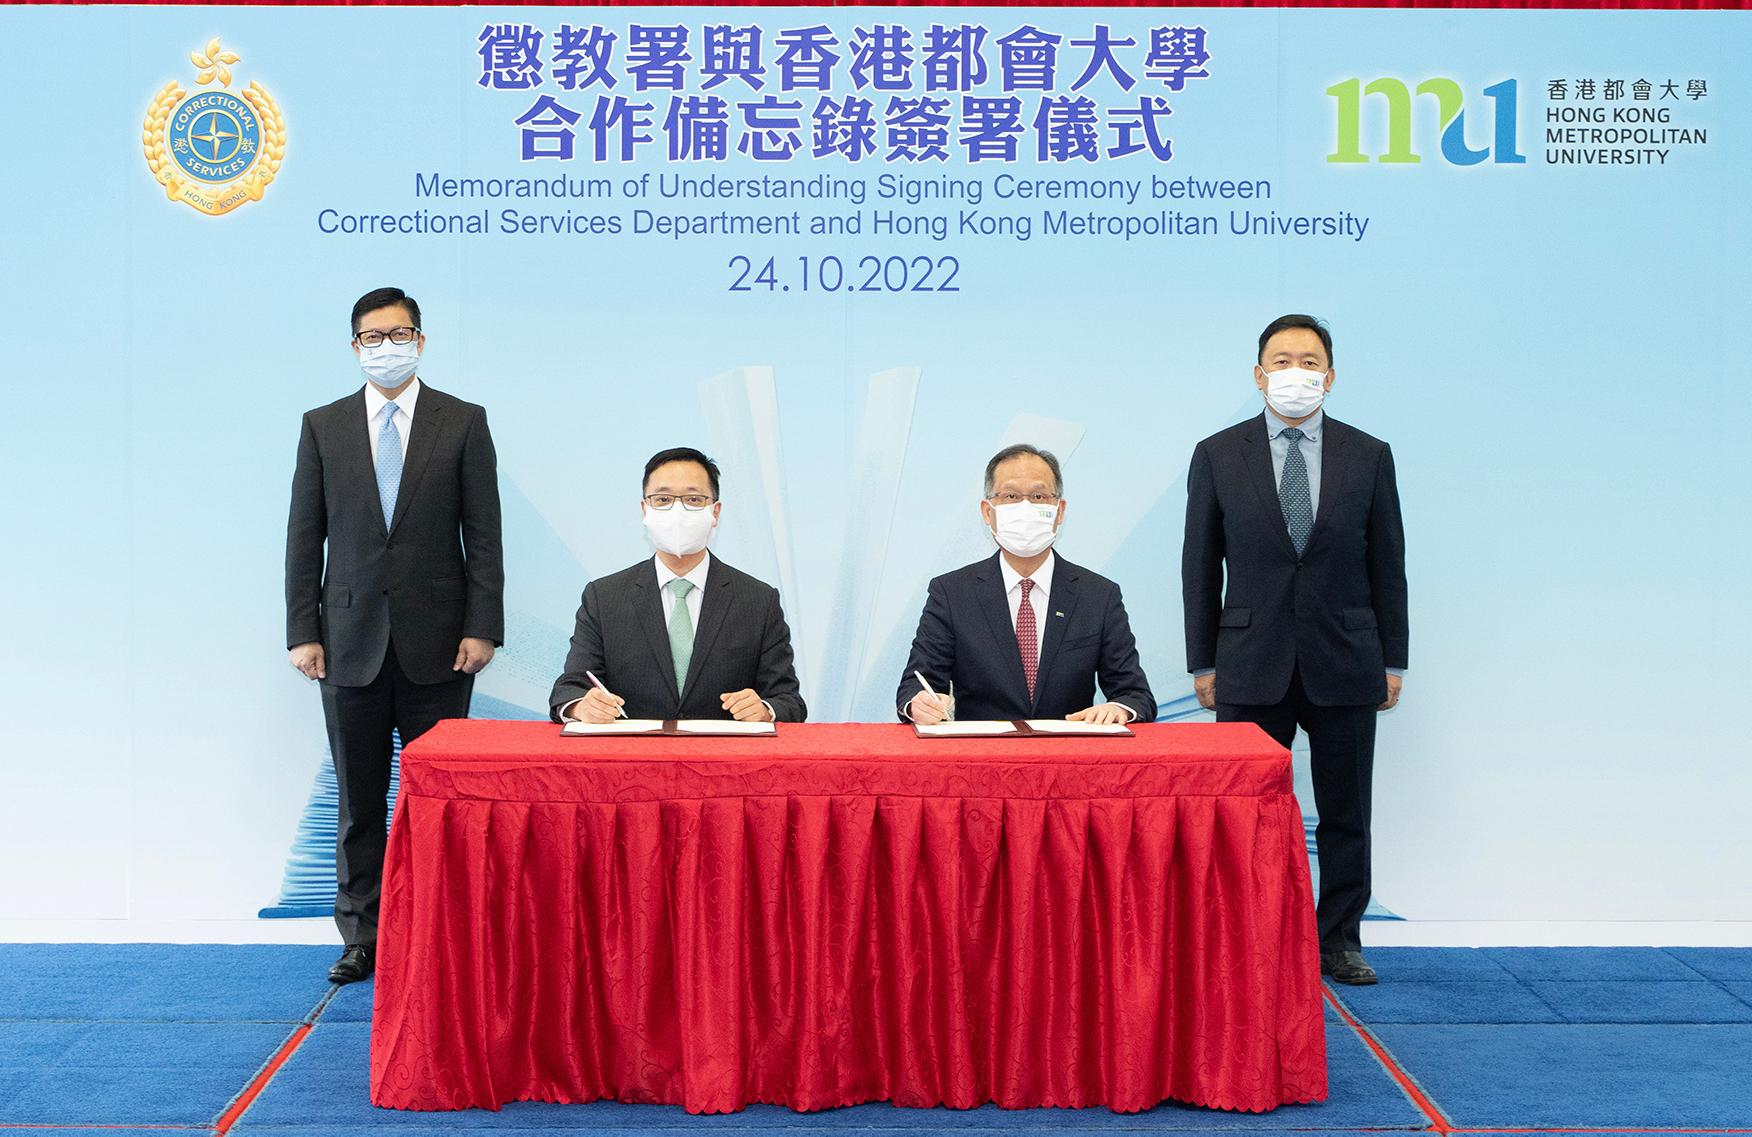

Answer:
[370,721,1326,1115]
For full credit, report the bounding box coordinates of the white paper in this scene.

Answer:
[914,720,1020,737]
[1023,719,1134,735]
[673,719,777,735]
[561,719,666,736]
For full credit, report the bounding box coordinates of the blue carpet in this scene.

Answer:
[0,943,335,1022]
[1483,946,1701,982]
[238,1020,1422,1131]
[1367,1022,1752,1128]
[9,945,1752,1132]
[235,1131,1404,1137]
[1529,979,1752,1023]
[322,974,377,1022]
[1325,979,1562,1023]
[1355,946,1516,982]
[1666,945,1752,980]
[0,1020,294,1125]
[0,1131,216,1137]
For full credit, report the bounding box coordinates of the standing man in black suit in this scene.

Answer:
[897,445,1155,726]
[550,447,805,724]
[285,287,503,984]
[1182,314,1407,986]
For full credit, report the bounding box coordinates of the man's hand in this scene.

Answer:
[289,642,326,681]
[1068,702,1133,725]
[1378,673,1403,712]
[720,689,775,723]
[574,687,624,723]
[454,637,495,674]
[908,691,953,725]
[1194,672,1216,710]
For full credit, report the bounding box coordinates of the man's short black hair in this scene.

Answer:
[351,287,422,335]
[643,446,721,499]
[1257,313,1334,366]
[984,443,1063,497]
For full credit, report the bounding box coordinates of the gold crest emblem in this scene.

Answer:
[142,40,285,216]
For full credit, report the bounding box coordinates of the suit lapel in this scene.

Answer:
[632,562,681,702]
[974,553,1031,707]
[1240,416,1302,560]
[388,388,443,537]
[339,391,388,539]
[1305,418,1353,555]
[1030,559,1081,710]
[681,565,734,699]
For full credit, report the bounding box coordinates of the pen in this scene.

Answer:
[584,670,627,719]
[914,670,950,718]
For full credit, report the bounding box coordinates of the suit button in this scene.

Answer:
[382,589,389,595]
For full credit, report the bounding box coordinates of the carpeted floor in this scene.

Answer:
[1,945,1748,1134]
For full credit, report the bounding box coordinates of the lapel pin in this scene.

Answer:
[1055,611,1065,618]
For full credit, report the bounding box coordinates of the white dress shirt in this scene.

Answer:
[363,377,421,462]
[654,551,711,633]
[998,551,1056,672]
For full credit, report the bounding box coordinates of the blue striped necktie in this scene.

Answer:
[376,402,403,528]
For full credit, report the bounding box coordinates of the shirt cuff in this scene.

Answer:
[1191,668,1215,678]
[1386,668,1406,677]
[557,697,585,722]
[760,699,776,722]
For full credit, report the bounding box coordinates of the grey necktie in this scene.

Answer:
[1279,426,1313,556]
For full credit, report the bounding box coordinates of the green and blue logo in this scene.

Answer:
[1327,78,1524,165]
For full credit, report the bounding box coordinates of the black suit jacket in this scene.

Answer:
[896,552,1156,723]
[1182,413,1408,707]
[549,555,806,722]
[285,384,504,687]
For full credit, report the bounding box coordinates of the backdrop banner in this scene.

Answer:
[0,6,1745,927]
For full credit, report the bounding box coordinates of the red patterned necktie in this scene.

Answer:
[1017,577,1039,701]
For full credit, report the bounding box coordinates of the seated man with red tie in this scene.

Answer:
[896,444,1156,726]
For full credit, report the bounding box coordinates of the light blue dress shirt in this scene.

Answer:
[1265,407,1323,519]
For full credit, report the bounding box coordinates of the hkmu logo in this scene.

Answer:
[1327,78,1524,165]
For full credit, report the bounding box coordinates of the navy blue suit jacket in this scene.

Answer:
[1182,414,1408,707]
[897,552,1156,722]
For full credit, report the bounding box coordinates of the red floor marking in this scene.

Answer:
[211,1021,313,1135]
[1323,983,1455,1133]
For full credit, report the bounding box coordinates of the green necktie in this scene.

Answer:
[666,577,696,695]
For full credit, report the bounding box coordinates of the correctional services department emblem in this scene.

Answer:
[142,40,285,216]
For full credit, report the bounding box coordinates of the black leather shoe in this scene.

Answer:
[328,944,374,985]
[1321,950,1379,985]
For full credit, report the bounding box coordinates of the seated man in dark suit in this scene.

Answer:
[550,447,806,724]
[897,444,1155,725]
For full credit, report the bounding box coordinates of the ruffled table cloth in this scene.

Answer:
[370,720,1325,1114]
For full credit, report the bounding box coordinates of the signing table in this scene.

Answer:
[370,721,1326,1114]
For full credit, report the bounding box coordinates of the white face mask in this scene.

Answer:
[1262,366,1329,419]
[643,503,716,556]
[359,340,421,390]
[989,501,1059,558]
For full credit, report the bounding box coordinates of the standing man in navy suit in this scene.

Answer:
[897,444,1155,726]
[285,287,504,985]
[1182,314,1408,985]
